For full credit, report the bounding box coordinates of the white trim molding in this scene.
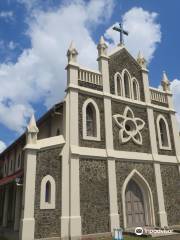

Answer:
[114,72,124,97]
[122,169,155,229]
[156,114,171,150]
[132,77,140,100]
[122,68,132,99]
[82,98,101,141]
[40,175,56,209]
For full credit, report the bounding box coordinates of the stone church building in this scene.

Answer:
[0,35,180,240]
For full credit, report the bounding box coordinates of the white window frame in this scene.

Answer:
[122,69,132,99]
[15,151,22,171]
[82,98,101,141]
[132,77,140,101]
[40,175,56,209]
[114,72,124,96]
[8,158,14,175]
[157,114,171,150]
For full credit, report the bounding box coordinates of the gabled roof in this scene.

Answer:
[0,101,64,159]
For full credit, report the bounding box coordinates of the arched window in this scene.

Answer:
[17,153,21,169]
[82,99,101,141]
[132,78,140,100]
[86,103,96,137]
[157,115,171,150]
[40,175,56,209]
[122,70,131,98]
[114,73,123,96]
[45,181,51,203]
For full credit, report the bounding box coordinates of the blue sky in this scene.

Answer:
[0,0,180,151]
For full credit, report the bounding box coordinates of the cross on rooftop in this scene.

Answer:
[113,23,128,45]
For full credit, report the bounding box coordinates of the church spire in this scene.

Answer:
[161,71,170,91]
[97,36,108,57]
[137,51,147,69]
[67,41,78,63]
[26,114,39,144]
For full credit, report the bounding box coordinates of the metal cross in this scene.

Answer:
[113,23,128,45]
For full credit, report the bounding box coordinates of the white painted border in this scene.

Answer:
[122,69,132,99]
[82,98,101,141]
[132,77,140,100]
[114,72,124,96]
[156,114,171,150]
[40,175,56,210]
[122,169,155,229]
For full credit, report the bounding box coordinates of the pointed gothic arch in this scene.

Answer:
[82,98,101,141]
[122,69,132,99]
[132,78,140,100]
[40,175,56,209]
[114,72,124,96]
[122,169,155,229]
[156,115,171,150]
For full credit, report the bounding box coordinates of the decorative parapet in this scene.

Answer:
[150,87,168,105]
[78,67,102,86]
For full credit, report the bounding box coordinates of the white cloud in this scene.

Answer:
[0,11,13,20]
[171,79,180,129]
[0,0,114,133]
[105,7,161,62]
[0,140,6,153]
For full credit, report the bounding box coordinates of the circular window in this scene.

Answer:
[125,119,136,133]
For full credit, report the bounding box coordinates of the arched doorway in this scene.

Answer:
[122,169,155,229]
[125,179,145,227]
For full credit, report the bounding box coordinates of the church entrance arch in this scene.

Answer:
[122,169,155,229]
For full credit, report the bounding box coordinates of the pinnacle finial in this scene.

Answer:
[137,50,147,69]
[161,71,170,91]
[97,35,108,57]
[67,41,78,63]
[26,114,39,144]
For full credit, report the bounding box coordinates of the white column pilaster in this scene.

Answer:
[19,146,38,240]
[2,185,9,227]
[141,67,168,227]
[154,163,168,227]
[14,187,21,231]
[69,154,81,239]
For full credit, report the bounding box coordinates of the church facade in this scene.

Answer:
[0,36,180,240]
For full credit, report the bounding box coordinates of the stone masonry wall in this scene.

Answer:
[80,159,110,234]
[112,101,151,153]
[34,147,62,239]
[109,48,145,102]
[161,164,180,225]
[79,93,106,149]
[115,161,159,226]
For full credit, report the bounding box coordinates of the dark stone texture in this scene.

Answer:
[109,48,145,102]
[80,159,110,234]
[112,101,151,153]
[115,161,159,227]
[34,147,62,239]
[79,93,106,149]
[161,164,180,225]
[78,80,103,91]
[154,111,175,156]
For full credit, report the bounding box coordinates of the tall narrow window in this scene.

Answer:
[45,181,51,203]
[124,71,131,98]
[132,78,140,100]
[40,175,56,209]
[86,103,96,137]
[114,73,123,96]
[82,99,101,141]
[157,115,171,150]
[159,119,168,147]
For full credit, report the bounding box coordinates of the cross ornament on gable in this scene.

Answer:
[113,23,128,45]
